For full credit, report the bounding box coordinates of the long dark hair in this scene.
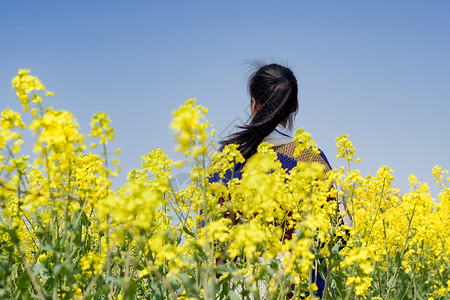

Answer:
[221,62,299,159]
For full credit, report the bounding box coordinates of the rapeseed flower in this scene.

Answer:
[1,70,448,299]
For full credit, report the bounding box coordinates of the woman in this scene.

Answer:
[210,63,342,298]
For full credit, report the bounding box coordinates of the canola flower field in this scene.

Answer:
[0,70,449,299]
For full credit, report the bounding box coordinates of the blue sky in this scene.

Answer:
[1,1,449,196]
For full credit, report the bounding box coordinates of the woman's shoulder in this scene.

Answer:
[214,141,332,173]
[272,141,332,172]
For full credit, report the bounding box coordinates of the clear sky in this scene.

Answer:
[1,1,449,197]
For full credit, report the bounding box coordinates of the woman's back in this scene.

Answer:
[212,62,346,298]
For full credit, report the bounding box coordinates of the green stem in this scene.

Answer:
[14,243,46,300]
[385,203,416,300]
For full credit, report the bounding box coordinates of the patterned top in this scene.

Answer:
[210,141,332,183]
[272,141,332,173]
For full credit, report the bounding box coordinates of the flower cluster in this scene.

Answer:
[0,70,448,300]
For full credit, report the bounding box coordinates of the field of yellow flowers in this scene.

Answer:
[0,70,449,299]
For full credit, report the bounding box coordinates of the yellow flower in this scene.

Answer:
[209,143,245,178]
[202,218,231,243]
[170,99,213,157]
[432,165,449,187]
[227,220,272,259]
[80,251,105,275]
[335,133,356,162]
[12,69,51,112]
[293,128,320,157]
[89,112,114,144]
[1,108,25,130]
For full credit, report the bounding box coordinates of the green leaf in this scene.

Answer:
[330,258,343,269]
[52,264,64,276]
[395,251,401,266]
[228,290,241,300]
[387,275,396,289]
[179,273,199,296]
[332,273,345,295]
[17,271,31,290]
[41,244,55,252]
[32,263,50,283]
[331,242,342,254]
[80,211,91,227]
[182,224,195,237]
